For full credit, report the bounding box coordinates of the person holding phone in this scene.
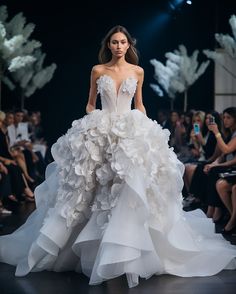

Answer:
[183,111,222,210]
[185,110,206,162]
[203,107,236,222]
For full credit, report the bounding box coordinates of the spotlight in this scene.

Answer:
[167,0,185,12]
[186,0,192,4]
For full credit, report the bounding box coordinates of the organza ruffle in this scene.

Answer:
[0,110,236,288]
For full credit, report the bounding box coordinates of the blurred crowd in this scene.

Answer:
[157,107,236,237]
[0,108,52,216]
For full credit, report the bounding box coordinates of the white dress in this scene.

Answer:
[0,74,236,288]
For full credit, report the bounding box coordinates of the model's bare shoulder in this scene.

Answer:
[132,65,144,82]
[92,64,106,74]
[134,65,144,77]
[91,64,106,80]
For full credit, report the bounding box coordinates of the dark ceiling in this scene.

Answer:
[1,0,235,143]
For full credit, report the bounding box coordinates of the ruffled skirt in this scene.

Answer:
[0,109,236,288]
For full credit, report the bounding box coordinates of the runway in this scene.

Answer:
[1,202,236,294]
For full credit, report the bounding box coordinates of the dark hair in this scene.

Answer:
[170,110,181,116]
[223,107,236,121]
[14,108,24,114]
[222,107,236,139]
[98,25,139,65]
[4,109,14,115]
[202,110,222,136]
[208,110,222,129]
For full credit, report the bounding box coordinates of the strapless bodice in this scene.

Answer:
[96,74,137,114]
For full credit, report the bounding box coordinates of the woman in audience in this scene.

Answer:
[178,110,206,164]
[182,111,193,144]
[203,107,236,222]
[169,110,186,154]
[3,110,36,185]
[183,110,221,204]
[0,162,13,215]
[28,111,47,181]
[216,175,236,235]
[0,111,34,202]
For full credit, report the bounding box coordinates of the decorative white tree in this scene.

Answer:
[150,45,210,111]
[10,49,57,108]
[203,14,236,79]
[0,5,57,109]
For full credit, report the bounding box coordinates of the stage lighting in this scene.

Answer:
[186,0,192,4]
[167,0,185,12]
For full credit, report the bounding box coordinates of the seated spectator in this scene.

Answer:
[0,162,13,215]
[182,111,193,144]
[3,110,36,184]
[203,107,236,222]
[7,109,48,183]
[169,110,186,154]
[157,109,171,131]
[178,110,205,164]
[183,110,221,203]
[216,175,236,235]
[28,111,48,159]
[0,111,34,202]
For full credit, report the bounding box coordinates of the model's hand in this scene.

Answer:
[86,103,96,114]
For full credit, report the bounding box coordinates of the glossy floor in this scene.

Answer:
[0,203,236,294]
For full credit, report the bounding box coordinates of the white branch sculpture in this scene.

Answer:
[0,5,57,109]
[203,14,236,79]
[150,45,209,111]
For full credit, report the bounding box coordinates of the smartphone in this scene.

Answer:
[193,123,200,134]
[209,116,215,124]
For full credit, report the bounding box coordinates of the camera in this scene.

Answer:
[209,116,215,124]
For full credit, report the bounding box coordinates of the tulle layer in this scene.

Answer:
[0,109,236,288]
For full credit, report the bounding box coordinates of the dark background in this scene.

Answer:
[1,0,236,145]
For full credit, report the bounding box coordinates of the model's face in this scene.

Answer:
[108,32,130,58]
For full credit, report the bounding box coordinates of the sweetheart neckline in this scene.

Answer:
[97,74,137,97]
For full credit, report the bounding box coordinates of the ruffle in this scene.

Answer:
[0,110,236,288]
[50,109,183,229]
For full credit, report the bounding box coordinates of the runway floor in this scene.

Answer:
[0,202,236,294]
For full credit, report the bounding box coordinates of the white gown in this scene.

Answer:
[0,74,236,288]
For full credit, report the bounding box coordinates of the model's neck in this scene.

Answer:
[109,57,127,68]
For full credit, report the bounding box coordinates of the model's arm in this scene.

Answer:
[134,67,146,115]
[86,66,100,114]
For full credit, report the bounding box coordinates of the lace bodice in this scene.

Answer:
[96,74,137,114]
